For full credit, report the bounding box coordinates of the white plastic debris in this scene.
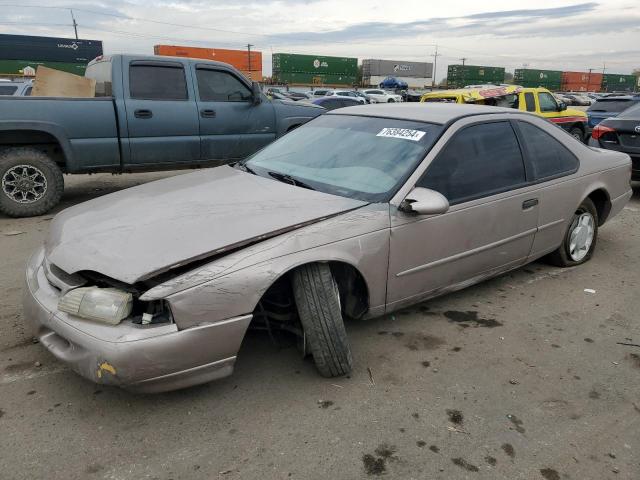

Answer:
[584,288,596,294]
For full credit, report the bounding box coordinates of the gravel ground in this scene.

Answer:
[1,171,639,480]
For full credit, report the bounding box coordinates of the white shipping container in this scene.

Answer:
[365,76,433,88]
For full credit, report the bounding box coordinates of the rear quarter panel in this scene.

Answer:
[0,97,120,171]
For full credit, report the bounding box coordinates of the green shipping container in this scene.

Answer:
[272,71,356,86]
[602,73,638,92]
[514,69,563,85]
[273,53,357,76]
[447,64,505,88]
[0,59,87,76]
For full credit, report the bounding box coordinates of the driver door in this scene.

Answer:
[386,119,538,310]
[193,65,276,161]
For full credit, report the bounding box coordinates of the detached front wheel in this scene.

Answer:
[0,147,64,217]
[292,263,353,377]
[547,198,598,267]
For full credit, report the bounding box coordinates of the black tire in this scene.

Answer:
[0,147,64,217]
[547,198,598,267]
[292,263,353,377]
[387,98,395,103]
[569,126,584,143]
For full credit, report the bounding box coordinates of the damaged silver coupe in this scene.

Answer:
[23,104,632,392]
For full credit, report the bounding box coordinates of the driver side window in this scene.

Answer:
[196,68,252,102]
[538,92,558,112]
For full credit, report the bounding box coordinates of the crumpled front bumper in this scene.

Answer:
[22,248,252,393]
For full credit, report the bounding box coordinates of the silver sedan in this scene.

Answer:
[23,103,632,392]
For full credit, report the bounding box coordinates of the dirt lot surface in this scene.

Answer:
[1,172,639,480]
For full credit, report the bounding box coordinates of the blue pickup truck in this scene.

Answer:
[0,54,324,217]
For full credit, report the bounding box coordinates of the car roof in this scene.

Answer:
[328,102,527,125]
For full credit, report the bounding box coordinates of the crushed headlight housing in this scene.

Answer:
[58,287,133,325]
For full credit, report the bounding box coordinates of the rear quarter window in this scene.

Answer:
[517,121,578,180]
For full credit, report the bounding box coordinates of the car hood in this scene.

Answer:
[45,166,366,284]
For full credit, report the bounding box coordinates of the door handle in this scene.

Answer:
[522,198,539,209]
[134,109,153,119]
[200,109,216,118]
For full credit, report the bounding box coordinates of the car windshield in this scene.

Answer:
[245,115,443,202]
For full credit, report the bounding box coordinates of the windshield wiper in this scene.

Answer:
[234,162,257,175]
[267,171,315,190]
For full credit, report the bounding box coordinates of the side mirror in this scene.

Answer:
[558,101,567,111]
[400,187,449,215]
[251,82,262,105]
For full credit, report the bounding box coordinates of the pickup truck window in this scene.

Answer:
[196,69,251,102]
[538,92,558,112]
[524,92,536,112]
[130,65,188,101]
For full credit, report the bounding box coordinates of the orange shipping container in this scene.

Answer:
[239,70,263,81]
[562,71,603,86]
[154,45,262,72]
[562,82,601,92]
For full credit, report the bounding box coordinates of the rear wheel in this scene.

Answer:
[0,147,64,217]
[292,263,353,377]
[547,198,598,267]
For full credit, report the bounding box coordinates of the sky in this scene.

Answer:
[1,0,639,80]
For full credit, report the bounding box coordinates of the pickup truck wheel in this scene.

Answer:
[569,127,584,143]
[292,263,353,377]
[547,198,598,267]
[0,148,64,217]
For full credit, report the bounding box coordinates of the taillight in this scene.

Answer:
[591,124,616,140]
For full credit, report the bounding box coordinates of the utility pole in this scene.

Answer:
[246,44,253,77]
[70,9,78,39]
[432,45,440,88]
[460,57,467,66]
[587,68,593,89]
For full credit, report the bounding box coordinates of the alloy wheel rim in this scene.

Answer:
[568,212,595,261]
[2,164,48,204]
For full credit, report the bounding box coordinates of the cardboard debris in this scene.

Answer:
[32,66,96,98]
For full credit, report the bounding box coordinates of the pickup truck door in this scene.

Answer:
[123,60,200,166]
[193,65,276,161]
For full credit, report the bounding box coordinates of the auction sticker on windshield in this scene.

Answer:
[376,128,426,141]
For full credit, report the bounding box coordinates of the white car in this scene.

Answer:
[325,90,367,104]
[307,89,331,98]
[362,89,403,103]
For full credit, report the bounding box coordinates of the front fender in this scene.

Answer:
[150,204,391,329]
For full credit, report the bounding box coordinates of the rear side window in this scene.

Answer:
[196,69,251,102]
[129,64,188,100]
[517,121,578,180]
[418,121,526,204]
[588,99,633,113]
[524,92,536,112]
[0,85,18,95]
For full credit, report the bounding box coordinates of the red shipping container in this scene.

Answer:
[561,71,602,91]
[562,82,602,92]
[154,45,262,72]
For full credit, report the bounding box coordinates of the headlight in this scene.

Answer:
[58,287,133,325]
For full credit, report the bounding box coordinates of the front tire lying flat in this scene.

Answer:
[292,263,353,377]
[547,198,598,267]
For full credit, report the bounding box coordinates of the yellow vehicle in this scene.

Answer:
[420,86,588,141]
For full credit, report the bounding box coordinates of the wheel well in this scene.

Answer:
[286,124,301,132]
[587,189,611,226]
[0,130,66,168]
[254,261,370,321]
